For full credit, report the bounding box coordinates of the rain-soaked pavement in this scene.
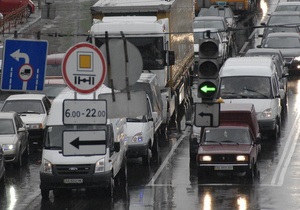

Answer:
[1,0,300,209]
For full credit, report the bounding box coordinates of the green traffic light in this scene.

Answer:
[198,80,217,99]
[200,85,216,93]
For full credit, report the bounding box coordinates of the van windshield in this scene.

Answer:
[220,76,272,99]
[44,125,106,148]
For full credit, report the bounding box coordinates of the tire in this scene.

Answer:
[142,148,151,166]
[118,160,127,187]
[246,162,257,183]
[106,176,115,197]
[189,138,198,161]
[41,189,49,200]
[0,173,5,187]
[151,134,159,155]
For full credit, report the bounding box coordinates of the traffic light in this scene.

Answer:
[197,30,220,101]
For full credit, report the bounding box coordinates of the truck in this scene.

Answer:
[89,0,194,130]
[39,86,128,199]
[195,0,258,16]
[189,103,261,180]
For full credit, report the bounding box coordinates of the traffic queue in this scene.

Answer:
[0,0,294,199]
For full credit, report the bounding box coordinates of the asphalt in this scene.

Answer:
[1,0,97,54]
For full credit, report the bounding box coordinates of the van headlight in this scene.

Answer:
[95,158,105,173]
[2,144,16,151]
[41,159,52,173]
[131,132,143,143]
[28,123,43,129]
[260,108,272,118]
[294,56,300,61]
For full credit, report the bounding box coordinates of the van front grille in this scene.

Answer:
[54,164,93,175]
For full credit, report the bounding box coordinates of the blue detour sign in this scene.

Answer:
[1,39,48,91]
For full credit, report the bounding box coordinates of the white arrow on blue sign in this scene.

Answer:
[1,39,48,91]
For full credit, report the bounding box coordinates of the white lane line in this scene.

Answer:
[146,128,190,187]
[271,112,300,186]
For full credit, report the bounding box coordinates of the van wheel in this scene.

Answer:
[0,173,5,187]
[106,176,115,197]
[142,148,151,166]
[41,189,49,200]
[151,134,159,154]
[118,160,127,187]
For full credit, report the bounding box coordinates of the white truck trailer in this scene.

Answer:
[89,0,194,129]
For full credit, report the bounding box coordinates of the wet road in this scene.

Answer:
[1,0,300,209]
[1,77,300,210]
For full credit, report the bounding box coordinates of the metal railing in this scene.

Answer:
[0,5,30,34]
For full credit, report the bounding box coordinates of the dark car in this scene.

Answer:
[0,0,35,16]
[0,146,5,185]
[194,103,261,181]
[197,126,261,180]
[0,111,29,166]
[258,32,300,74]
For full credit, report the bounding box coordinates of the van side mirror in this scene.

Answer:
[164,50,175,66]
[113,142,120,152]
[186,120,193,126]
[278,89,285,99]
[18,127,26,132]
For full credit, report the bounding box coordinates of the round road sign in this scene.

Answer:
[62,42,107,94]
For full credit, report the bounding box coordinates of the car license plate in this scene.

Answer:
[214,166,233,170]
[63,178,83,184]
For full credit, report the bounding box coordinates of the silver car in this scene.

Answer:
[0,111,29,167]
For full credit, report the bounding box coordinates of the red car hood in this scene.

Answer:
[198,144,253,155]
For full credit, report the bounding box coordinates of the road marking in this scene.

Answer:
[270,111,300,186]
[146,127,190,187]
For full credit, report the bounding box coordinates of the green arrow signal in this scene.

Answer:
[200,85,216,93]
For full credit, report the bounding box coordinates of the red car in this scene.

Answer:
[0,0,35,16]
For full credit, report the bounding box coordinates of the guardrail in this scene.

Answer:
[0,5,30,34]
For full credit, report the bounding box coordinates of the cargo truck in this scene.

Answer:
[195,0,257,16]
[89,0,194,130]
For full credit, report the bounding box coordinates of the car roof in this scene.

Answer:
[276,1,300,5]
[270,10,300,15]
[0,111,16,119]
[193,27,220,32]
[5,94,46,101]
[245,48,284,57]
[220,57,276,77]
[194,16,227,21]
[265,32,300,38]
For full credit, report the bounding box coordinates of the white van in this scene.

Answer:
[40,87,127,199]
[218,57,285,140]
